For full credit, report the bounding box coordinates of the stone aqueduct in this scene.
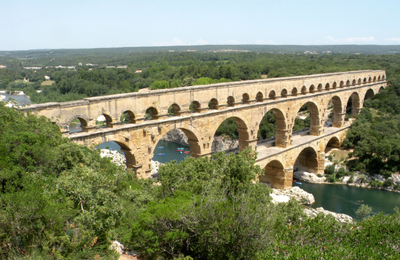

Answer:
[22,70,387,189]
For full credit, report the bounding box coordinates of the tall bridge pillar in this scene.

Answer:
[275,129,291,148]
[239,138,258,151]
[310,124,323,136]
[332,113,346,128]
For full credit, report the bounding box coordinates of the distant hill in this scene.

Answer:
[1,45,400,60]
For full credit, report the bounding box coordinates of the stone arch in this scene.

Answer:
[145,107,159,120]
[168,103,181,116]
[346,92,361,118]
[281,89,288,98]
[209,98,219,110]
[378,75,381,81]
[258,108,287,148]
[291,87,298,96]
[363,78,367,84]
[293,101,321,136]
[67,114,89,133]
[358,78,362,85]
[256,92,264,102]
[373,76,377,82]
[339,81,344,88]
[269,90,276,100]
[190,101,201,113]
[325,136,341,154]
[328,96,344,128]
[317,84,323,92]
[227,96,235,107]
[301,86,307,94]
[89,136,140,171]
[152,125,202,159]
[309,85,316,93]
[364,89,375,101]
[294,146,320,174]
[379,86,385,93]
[95,113,113,128]
[346,80,350,87]
[352,79,356,86]
[120,110,136,124]
[332,82,337,89]
[382,75,386,81]
[259,160,288,189]
[212,116,251,152]
[112,140,138,170]
[242,93,250,104]
[325,83,330,90]
[368,77,372,83]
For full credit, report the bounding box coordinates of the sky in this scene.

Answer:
[1,0,399,51]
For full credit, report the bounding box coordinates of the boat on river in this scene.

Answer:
[157,153,166,156]
[184,151,190,154]
[157,146,165,149]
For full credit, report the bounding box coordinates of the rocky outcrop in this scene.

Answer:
[100,149,126,167]
[304,207,353,223]
[160,129,189,146]
[293,171,326,183]
[269,187,352,223]
[211,136,239,153]
[150,160,162,178]
[271,186,315,205]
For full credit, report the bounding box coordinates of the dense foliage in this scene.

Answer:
[0,103,133,259]
[1,102,400,259]
[2,48,400,258]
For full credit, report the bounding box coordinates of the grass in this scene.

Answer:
[328,148,353,162]
[41,80,55,86]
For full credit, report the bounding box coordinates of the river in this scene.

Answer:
[296,182,400,218]
[0,93,32,106]
[95,141,400,219]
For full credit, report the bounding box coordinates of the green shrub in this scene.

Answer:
[324,164,335,175]
[383,179,394,187]
[355,204,372,220]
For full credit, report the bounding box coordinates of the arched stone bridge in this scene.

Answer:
[21,70,387,189]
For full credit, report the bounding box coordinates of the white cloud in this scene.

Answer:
[197,38,208,45]
[150,38,184,46]
[325,36,375,44]
[388,37,400,43]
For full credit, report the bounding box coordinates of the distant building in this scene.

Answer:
[106,66,116,69]
[0,65,6,69]
[23,67,42,70]
[117,65,128,69]
[86,63,98,67]
[135,70,142,73]
[44,75,51,80]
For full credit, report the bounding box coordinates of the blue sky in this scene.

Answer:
[1,0,399,51]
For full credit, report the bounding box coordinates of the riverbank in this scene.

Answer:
[294,170,400,194]
[270,186,353,223]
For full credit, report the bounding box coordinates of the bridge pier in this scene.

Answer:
[260,164,293,190]
[239,138,258,151]
[332,113,345,128]
[310,124,323,136]
[275,129,291,148]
